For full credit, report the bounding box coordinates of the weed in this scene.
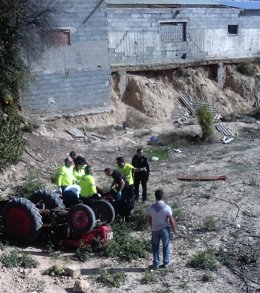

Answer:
[74,244,92,262]
[103,221,150,261]
[13,169,44,198]
[43,265,66,277]
[0,250,38,268]
[176,245,188,256]
[179,280,189,289]
[203,216,218,232]
[196,106,214,141]
[229,163,250,173]
[201,272,214,282]
[147,148,169,161]
[171,202,185,221]
[188,250,217,271]
[215,247,236,268]
[237,62,255,76]
[129,206,148,231]
[248,177,257,186]
[97,269,126,288]
[141,270,157,284]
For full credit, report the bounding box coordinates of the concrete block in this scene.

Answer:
[64,264,81,279]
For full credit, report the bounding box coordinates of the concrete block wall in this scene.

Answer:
[21,0,111,115]
[107,6,260,65]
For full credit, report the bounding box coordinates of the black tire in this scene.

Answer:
[89,200,115,225]
[31,189,65,209]
[67,204,96,235]
[2,197,43,244]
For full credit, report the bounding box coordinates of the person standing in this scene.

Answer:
[147,189,177,269]
[79,166,98,205]
[57,157,77,194]
[132,148,150,202]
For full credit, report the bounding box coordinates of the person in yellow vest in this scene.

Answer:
[116,156,138,202]
[57,157,77,194]
[79,166,99,205]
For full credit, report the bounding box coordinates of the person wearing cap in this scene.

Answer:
[57,157,77,194]
[79,166,98,204]
[69,150,91,167]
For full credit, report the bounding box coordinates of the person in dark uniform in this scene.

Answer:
[104,167,134,221]
[132,148,150,202]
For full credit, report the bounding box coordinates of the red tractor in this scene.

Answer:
[0,189,115,247]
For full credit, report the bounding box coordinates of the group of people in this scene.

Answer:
[56,148,177,269]
[56,148,150,219]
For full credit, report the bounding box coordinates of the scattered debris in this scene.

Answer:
[173,149,182,153]
[234,115,256,124]
[222,136,234,144]
[215,123,234,137]
[177,175,228,181]
[151,156,159,161]
[73,279,90,293]
[65,128,106,143]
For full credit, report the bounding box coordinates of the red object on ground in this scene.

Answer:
[63,225,113,247]
[177,175,228,181]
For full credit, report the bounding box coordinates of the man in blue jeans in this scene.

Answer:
[147,189,177,269]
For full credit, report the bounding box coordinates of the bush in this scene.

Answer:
[141,270,157,284]
[237,62,255,76]
[103,221,150,261]
[196,106,214,141]
[129,206,148,231]
[203,216,218,232]
[0,250,38,268]
[0,114,25,171]
[74,244,92,262]
[44,265,66,277]
[188,250,217,271]
[97,269,126,288]
[13,169,44,198]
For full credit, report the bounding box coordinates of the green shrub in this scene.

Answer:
[103,221,150,261]
[0,250,38,268]
[201,272,214,282]
[97,269,126,288]
[74,244,92,262]
[188,250,217,271]
[13,169,44,198]
[141,270,157,284]
[196,106,214,141]
[203,216,218,232]
[0,114,25,171]
[129,206,148,231]
[237,62,255,76]
[43,265,66,277]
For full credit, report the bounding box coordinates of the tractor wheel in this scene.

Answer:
[67,204,96,235]
[31,189,65,209]
[2,197,43,244]
[89,200,115,225]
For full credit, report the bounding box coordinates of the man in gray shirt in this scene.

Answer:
[147,189,177,269]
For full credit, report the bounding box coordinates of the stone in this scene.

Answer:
[73,280,90,293]
[64,264,81,279]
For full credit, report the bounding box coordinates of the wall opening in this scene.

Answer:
[160,22,186,42]
[52,29,71,45]
[228,25,238,35]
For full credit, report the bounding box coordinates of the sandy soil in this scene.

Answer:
[0,63,259,293]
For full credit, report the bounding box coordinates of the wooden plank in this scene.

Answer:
[177,175,228,181]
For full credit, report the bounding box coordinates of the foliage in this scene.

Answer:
[141,270,157,284]
[188,250,217,271]
[129,206,148,231]
[0,114,25,171]
[0,0,59,108]
[74,244,92,262]
[196,106,214,141]
[43,265,66,277]
[229,163,250,173]
[0,250,38,268]
[237,62,255,77]
[103,221,150,261]
[201,272,214,282]
[202,216,218,232]
[147,148,169,161]
[97,269,126,288]
[13,169,44,198]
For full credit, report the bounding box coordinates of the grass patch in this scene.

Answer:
[201,272,214,282]
[43,265,66,277]
[13,169,44,198]
[103,221,150,261]
[202,216,218,232]
[97,269,126,288]
[171,202,185,221]
[179,280,189,289]
[141,270,157,284]
[188,250,217,271]
[147,148,169,161]
[73,244,92,262]
[228,163,251,173]
[0,250,38,268]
